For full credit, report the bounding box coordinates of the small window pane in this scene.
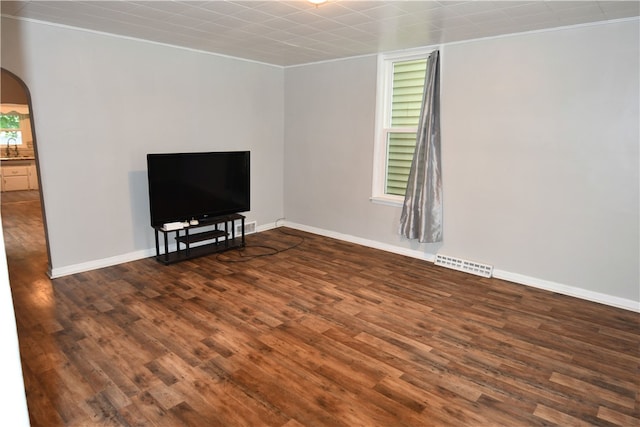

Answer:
[390,59,427,127]
[0,130,23,145]
[0,114,20,129]
[386,132,417,196]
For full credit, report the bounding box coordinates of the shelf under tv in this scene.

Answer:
[153,213,245,265]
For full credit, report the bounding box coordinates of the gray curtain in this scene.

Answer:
[399,50,442,243]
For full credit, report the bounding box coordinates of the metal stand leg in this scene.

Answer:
[241,217,245,247]
[163,231,169,263]
[224,220,229,248]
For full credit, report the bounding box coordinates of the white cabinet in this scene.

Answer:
[28,163,38,190]
[1,160,38,192]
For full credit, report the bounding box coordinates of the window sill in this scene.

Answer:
[370,196,403,207]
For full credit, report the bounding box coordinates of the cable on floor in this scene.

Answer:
[215,218,305,263]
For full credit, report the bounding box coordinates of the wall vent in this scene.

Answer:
[434,254,493,278]
[235,221,257,236]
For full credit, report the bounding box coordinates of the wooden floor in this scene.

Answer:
[2,191,639,426]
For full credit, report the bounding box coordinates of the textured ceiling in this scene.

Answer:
[2,1,639,66]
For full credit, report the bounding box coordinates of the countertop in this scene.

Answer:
[0,156,35,161]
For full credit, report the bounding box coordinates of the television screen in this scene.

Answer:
[147,151,250,227]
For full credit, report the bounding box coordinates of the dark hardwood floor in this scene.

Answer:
[2,190,639,426]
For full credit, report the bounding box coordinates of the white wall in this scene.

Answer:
[1,17,285,273]
[284,19,639,307]
[0,229,30,426]
[441,20,639,306]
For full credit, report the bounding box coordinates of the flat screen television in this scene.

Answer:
[147,151,250,227]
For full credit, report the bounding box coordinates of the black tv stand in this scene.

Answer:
[153,214,245,265]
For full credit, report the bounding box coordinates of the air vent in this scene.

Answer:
[235,221,257,236]
[434,254,493,278]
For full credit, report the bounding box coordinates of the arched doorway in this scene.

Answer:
[1,68,51,273]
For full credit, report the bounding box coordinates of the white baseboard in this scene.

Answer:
[492,270,640,313]
[48,248,156,279]
[283,221,639,313]
[283,221,437,262]
[48,221,282,279]
[256,221,279,233]
[48,220,640,313]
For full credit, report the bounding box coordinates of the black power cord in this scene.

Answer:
[215,218,305,263]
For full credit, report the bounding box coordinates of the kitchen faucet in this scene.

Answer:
[5,137,18,157]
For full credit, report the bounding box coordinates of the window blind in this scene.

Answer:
[386,59,427,196]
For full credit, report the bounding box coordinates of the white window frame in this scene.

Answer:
[371,47,435,206]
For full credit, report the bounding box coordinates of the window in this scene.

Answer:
[372,50,431,205]
[0,114,23,146]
